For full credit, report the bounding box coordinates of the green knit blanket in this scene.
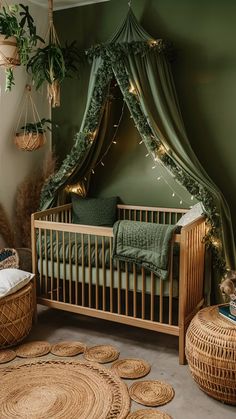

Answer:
[112,220,177,280]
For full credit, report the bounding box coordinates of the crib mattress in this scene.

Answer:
[38,260,179,297]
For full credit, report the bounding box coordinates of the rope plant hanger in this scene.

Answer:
[27,0,64,108]
[0,0,41,91]
[14,84,51,151]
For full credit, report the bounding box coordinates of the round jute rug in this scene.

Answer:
[127,409,172,418]
[84,344,120,364]
[0,349,16,364]
[112,358,151,379]
[50,341,87,357]
[129,380,174,407]
[16,341,51,358]
[0,359,130,419]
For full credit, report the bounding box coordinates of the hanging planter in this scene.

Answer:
[14,85,51,152]
[27,0,81,108]
[0,3,42,91]
[0,34,19,66]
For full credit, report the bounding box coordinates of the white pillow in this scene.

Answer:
[0,269,34,299]
[176,203,204,227]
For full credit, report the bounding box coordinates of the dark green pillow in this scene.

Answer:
[71,195,118,227]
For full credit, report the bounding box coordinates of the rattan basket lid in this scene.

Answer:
[0,349,16,364]
[16,341,51,358]
[111,358,151,379]
[129,380,174,407]
[50,341,87,357]
[127,409,172,419]
[84,344,120,364]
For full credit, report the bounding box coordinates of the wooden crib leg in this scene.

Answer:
[179,325,186,365]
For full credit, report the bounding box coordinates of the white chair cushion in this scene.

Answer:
[176,203,204,227]
[0,269,34,299]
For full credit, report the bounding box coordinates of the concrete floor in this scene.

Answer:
[6,305,236,418]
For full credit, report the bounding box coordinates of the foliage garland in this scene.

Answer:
[40,39,226,274]
[40,60,113,208]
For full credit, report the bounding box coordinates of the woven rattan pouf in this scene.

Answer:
[0,282,34,348]
[186,305,236,405]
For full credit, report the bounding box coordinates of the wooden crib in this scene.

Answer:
[31,203,206,364]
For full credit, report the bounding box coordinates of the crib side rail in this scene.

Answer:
[179,216,206,324]
[117,204,187,224]
[33,204,72,223]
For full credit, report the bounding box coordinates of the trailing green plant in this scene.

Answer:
[20,118,52,135]
[27,40,82,106]
[0,3,43,90]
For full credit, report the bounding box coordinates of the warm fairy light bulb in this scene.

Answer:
[145,153,149,157]
[211,237,221,248]
[149,39,158,47]
[172,192,175,197]
[129,83,137,95]
[152,166,156,169]
[180,200,183,204]
[139,140,143,144]
[113,124,118,127]
[154,156,158,161]
[191,195,194,200]
[101,162,105,166]
[91,169,95,174]
[112,141,117,144]
[157,176,161,181]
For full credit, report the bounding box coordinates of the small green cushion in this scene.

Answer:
[71,195,118,227]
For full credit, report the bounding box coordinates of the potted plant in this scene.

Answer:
[14,118,51,151]
[27,40,81,107]
[0,3,42,91]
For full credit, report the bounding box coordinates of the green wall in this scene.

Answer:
[54,0,236,229]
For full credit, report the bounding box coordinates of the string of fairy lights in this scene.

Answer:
[87,80,195,208]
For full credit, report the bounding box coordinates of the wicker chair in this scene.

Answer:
[0,248,34,348]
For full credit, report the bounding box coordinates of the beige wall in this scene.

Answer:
[0,1,50,233]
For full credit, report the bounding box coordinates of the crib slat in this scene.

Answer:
[49,229,53,299]
[88,234,92,308]
[117,260,121,314]
[69,232,72,304]
[150,272,154,321]
[81,234,85,306]
[102,237,106,311]
[95,236,99,310]
[142,268,145,319]
[169,241,174,325]
[62,231,66,303]
[159,278,163,323]
[56,230,59,301]
[109,237,113,313]
[75,233,78,306]
[39,229,43,293]
[133,263,137,318]
[125,262,129,316]
[43,229,48,297]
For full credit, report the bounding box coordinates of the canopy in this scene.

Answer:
[40,8,236,299]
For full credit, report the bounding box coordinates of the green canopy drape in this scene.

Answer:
[40,9,236,299]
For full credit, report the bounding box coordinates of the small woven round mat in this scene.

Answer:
[129,381,174,407]
[0,359,130,419]
[127,409,172,419]
[0,350,16,364]
[84,344,120,364]
[50,341,87,357]
[15,341,51,358]
[112,358,151,379]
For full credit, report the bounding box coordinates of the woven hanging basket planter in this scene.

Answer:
[0,35,20,67]
[14,132,45,151]
[0,282,34,348]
